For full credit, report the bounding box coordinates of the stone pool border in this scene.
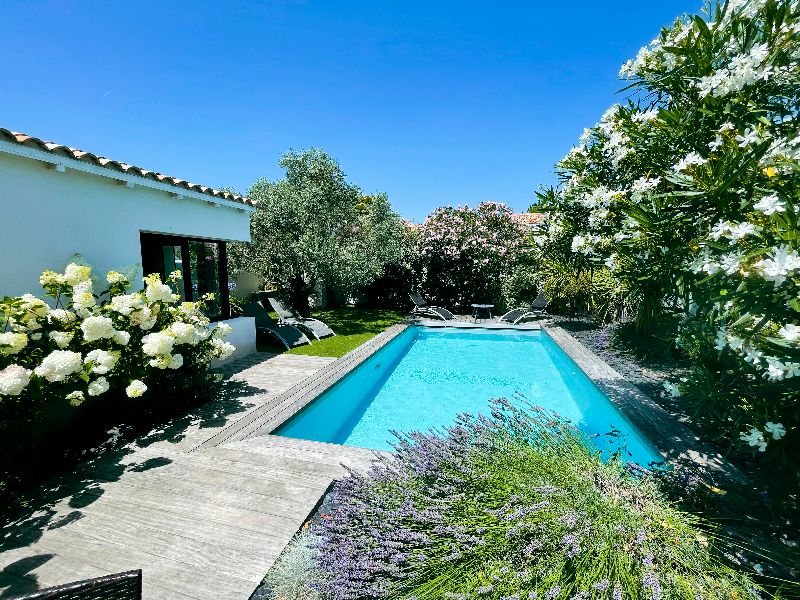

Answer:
[200,318,742,484]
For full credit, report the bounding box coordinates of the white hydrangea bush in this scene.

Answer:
[0,263,235,412]
[536,0,799,457]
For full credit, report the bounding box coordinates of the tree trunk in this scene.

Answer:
[289,273,312,316]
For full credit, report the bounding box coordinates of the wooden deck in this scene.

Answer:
[0,352,382,600]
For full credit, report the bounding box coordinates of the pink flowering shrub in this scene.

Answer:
[414,202,531,311]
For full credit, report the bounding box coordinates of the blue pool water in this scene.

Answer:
[274,326,662,465]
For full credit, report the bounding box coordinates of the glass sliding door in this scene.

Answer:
[140,232,230,320]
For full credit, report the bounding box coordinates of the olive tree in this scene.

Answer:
[230,149,405,313]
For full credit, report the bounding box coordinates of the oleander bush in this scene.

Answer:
[0,261,235,444]
[533,0,800,461]
[412,202,532,311]
[311,400,763,600]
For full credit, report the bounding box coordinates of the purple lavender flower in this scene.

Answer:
[545,586,561,599]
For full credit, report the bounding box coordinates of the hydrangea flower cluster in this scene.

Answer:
[0,262,235,410]
[534,0,799,457]
[311,400,761,599]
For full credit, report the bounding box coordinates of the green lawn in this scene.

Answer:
[256,307,407,358]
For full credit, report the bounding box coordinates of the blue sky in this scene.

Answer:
[2,1,699,221]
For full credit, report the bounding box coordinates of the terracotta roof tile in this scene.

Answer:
[0,127,254,206]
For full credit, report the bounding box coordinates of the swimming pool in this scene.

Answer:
[273,326,662,465]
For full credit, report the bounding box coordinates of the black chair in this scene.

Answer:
[10,570,142,600]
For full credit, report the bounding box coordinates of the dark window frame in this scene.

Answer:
[140,232,230,321]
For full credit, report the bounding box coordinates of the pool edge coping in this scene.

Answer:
[543,324,745,484]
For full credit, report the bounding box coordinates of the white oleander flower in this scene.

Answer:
[34,350,83,382]
[66,390,85,405]
[141,332,175,356]
[48,309,76,324]
[0,364,32,395]
[62,263,92,286]
[740,427,767,452]
[212,323,233,339]
[777,323,800,342]
[87,376,110,396]
[673,152,706,172]
[765,422,786,440]
[80,315,117,342]
[662,381,681,398]
[736,127,763,148]
[112,330,130,346]
[756,246,800,287]
[125,379,147,398]
[727,222,756,242]
[753,193,786,215]
[49,331,74,348]
[84,349,118,374]
[0,332,28,355]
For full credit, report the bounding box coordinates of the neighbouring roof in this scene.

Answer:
[0,127,254,206]
[511,212,547,225]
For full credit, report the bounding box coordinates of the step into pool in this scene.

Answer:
[273,326,662,465]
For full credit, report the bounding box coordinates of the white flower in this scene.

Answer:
[212,323,233,339]
[727,222,756,242]
[0,332,28,355]
[764,358,788,381]
[80,315,117,342]
[34,350,84,382]
[141,332,175,356]
[145,279,176,304]
[673,152,706,172]
[777,323,800,342]
[48,309,77,324]
[125,380,148,398]
[113,330,131,346]
[663,381,681,398]
[87,376,110,396]
[110,293,144,316]
[743,346,763,366]
[72,283,96,310]
[106,271,129,285]
[736,127,762,148]
[211,338,236,360]
[62,263,92,286]
[169,353,184,370]
[0,364,32,395]
[755,246,800,287]
[84,349,118,374]
[169,322,207,345]
[764,422,786,440]
[753,193,786,215]
[740,427,767,452]
[719,252,745,275]
[66,390,85,405]
[49,331,74,348]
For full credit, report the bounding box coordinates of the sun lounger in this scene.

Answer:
[242,302,311,348]
[408,291,455,321]
[265,297,336,340]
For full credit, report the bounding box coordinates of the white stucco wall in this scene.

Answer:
[210,317,257,367]
[0,152,251,297]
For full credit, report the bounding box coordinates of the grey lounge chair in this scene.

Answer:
[408,292,455,321]
[242,302,311,349]
[499,292,549,324]
[266,297,336,340]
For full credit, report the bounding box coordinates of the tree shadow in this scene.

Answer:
[0,369,265,595]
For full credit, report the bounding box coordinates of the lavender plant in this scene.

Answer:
[313,399,762,599]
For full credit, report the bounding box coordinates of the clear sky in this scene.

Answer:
[2,1,700,221]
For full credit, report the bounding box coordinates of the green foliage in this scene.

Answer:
[229,149,405,312]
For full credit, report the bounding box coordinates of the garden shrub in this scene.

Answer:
[533,0,800,461]
[312,400,762,599]
[0,262,235,455]
[413,202,530,311]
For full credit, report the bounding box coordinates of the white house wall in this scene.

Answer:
[0,152,251,297]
